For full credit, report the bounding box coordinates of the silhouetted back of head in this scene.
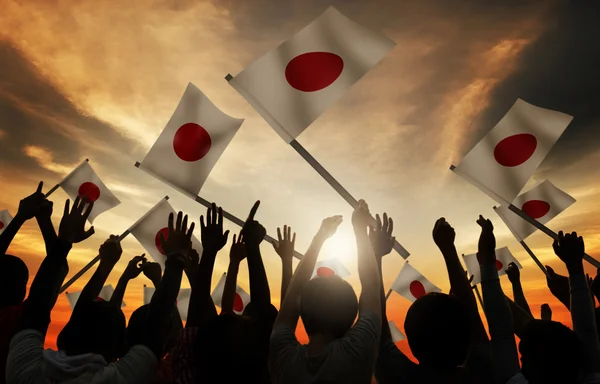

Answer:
[127,304,182,357]
[404,292,470,369]
[57,299,126,362]
[0,255,28,307]
[300,276,358,339]
[520,320,582,384]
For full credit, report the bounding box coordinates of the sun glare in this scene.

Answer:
[320,228,357,264]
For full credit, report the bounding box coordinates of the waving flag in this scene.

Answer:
[228,6,395,143]
[0,210,13,235]
[391,262,441,303]
[65,284,125,309]
[211,273,250,315]
[138,83,244,196]
[463,247,522,285]
[143,286,192,321]
[311,257,351,279]
[452,99,572,204]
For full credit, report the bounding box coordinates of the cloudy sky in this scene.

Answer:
[2,0,600,355]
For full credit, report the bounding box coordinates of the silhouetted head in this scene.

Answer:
[404,292,470,369]
[57,299,126,362]
[300,276,358,339]
[0,255,28,307]
[127,304,182,357]
[520,320,582,384]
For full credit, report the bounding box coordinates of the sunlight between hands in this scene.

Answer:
[58,196,95,244]
[369,213,394,258]
[273,225,296,260]
[553,231,585,274]
[200,203,229,253]
[230,232,247,263]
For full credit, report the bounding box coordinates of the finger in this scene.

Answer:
[233,234,237,244]
[283,225,288,241]
[247,200,260,222]
[182,214,188,233]
[376,214,382,232]
[546,265,556,277]
[277,227,282,242]
[292,232,296,245]
[206,206,212,226]
[168,212,175,235]
[217,206,223,229]
[82,201,94,221]
[159,232,167,248]
[552,240,559,254]
[176,211,183,232]
[200,216,206,230]
[36,181,44,194]
[388,218,394,236]
[82,227,95,241]
[63,199,70,217]
[186,222,196,238]
[73,195,82,213]
[287,226,291,241]
[223,230,230,243]
[382,213,389,232]
[238,231,243,244]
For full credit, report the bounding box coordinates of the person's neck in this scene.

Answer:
[306,334,336,356]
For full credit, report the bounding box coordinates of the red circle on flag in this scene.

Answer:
[173,123,212,162]
[95,297,105,302]
[495,260,503,271]
[0,221,4,230]
[233,293,244,312]
[285,52,344,92]
[78,182,101,202]
[521,200,551,219]
[316,267,335,277]
[409,280,426,299]
[155,227,169,255]
[493,133,537,167]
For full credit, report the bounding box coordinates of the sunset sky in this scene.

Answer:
[2,0,600,358]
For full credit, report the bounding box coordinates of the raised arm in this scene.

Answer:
[541,304,552,321]
[142,262,162,288]
[222,233,246,314]
[506,262,532,317]
[545,265,571,310]
[184,248,200,286]
[186,203,228,328]
[76,235,122,306]
[272,226,295,303]
[242,201,271,309]
[274,215,342,331]
[110,254,146,308]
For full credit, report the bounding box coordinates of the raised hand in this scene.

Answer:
[200,203,229,254]
[553,231,585,274]
[506,262,520,284]
[143,262,162,285]
[476,215,496,266]
[99,235,123,266]
[351,199,371,230]
[432,217,455,250]
[242,201,266,247]
[318,215,343,239]
[185,248,200,280]
[369,213,395,258]
[123,254,147,280]
[541,303,552,321]
[17,181,47,221]
[273,225,296,261]
[37,198,54,221]
[230,233,247,263]
[545,265,570,309]
[58,197,95,244]
[159,211,195,264]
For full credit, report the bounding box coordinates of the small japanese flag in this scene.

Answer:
[463,247,522,285]
[390,262,441,303]
[228,6,396,143]
[60,160,121,223]
[138,83,244,196]
[452,99,572,204]
[494,180,575,241]
[389,320,406,342]
[0,210,13,235]
[211,273,251,315]
[129,197,202,268]
[311,258,351,279]
[143,286,192,321]
[65,284,125,310]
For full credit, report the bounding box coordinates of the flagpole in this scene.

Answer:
[134,163,305,260]
[450,165,600,269]
[473,284,484,308]
[225,74,410,259]
[45,159,89,198]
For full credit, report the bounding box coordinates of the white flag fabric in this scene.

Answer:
[60,161,121,223]
[228,6,396,143]
[139,83,244,196]
[0,210,13,235]
[129,198,203,268]
[211,273,251,315]
[452,99,572,204]
[389,320,406,342]
[65,284,125,309]
[494,180,575,241]
[463,247,522,285]
[390,262,441,303]
[311,258,351,279]
[143,286,192,321]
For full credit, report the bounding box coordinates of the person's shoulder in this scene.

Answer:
[504,373,528,384]
[10,329,44,346]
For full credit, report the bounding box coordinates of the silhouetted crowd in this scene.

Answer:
[1,183,599,384]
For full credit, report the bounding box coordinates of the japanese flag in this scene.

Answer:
[211,273,251,315]
[311,258,351,279]
[129,197,203,268]
[494,180,575,241]
[0,210,13,235]
[65,284,125,309]
[60,160,121,223]
[138,83,244,196]
[143,286,192,321]
[452,99,572,204]
[390,262,441,303]
[388,320,406,342]
[228,6,396,143]
[463,247,522,285]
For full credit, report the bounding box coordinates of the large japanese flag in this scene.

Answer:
[0,210,13,235]
[388,320,406,342]
[211,273,251,315]
[228,6,396,143]
[390,262,441,303]
[452,99,572,204]
[129,197,203,268]
[494,180,575,241]
[65,284,125,309]
[138,83,244,196]
[463,247,522,285]
[311,258,351,279]
[143,286,192,321]
[60,160,121,223]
